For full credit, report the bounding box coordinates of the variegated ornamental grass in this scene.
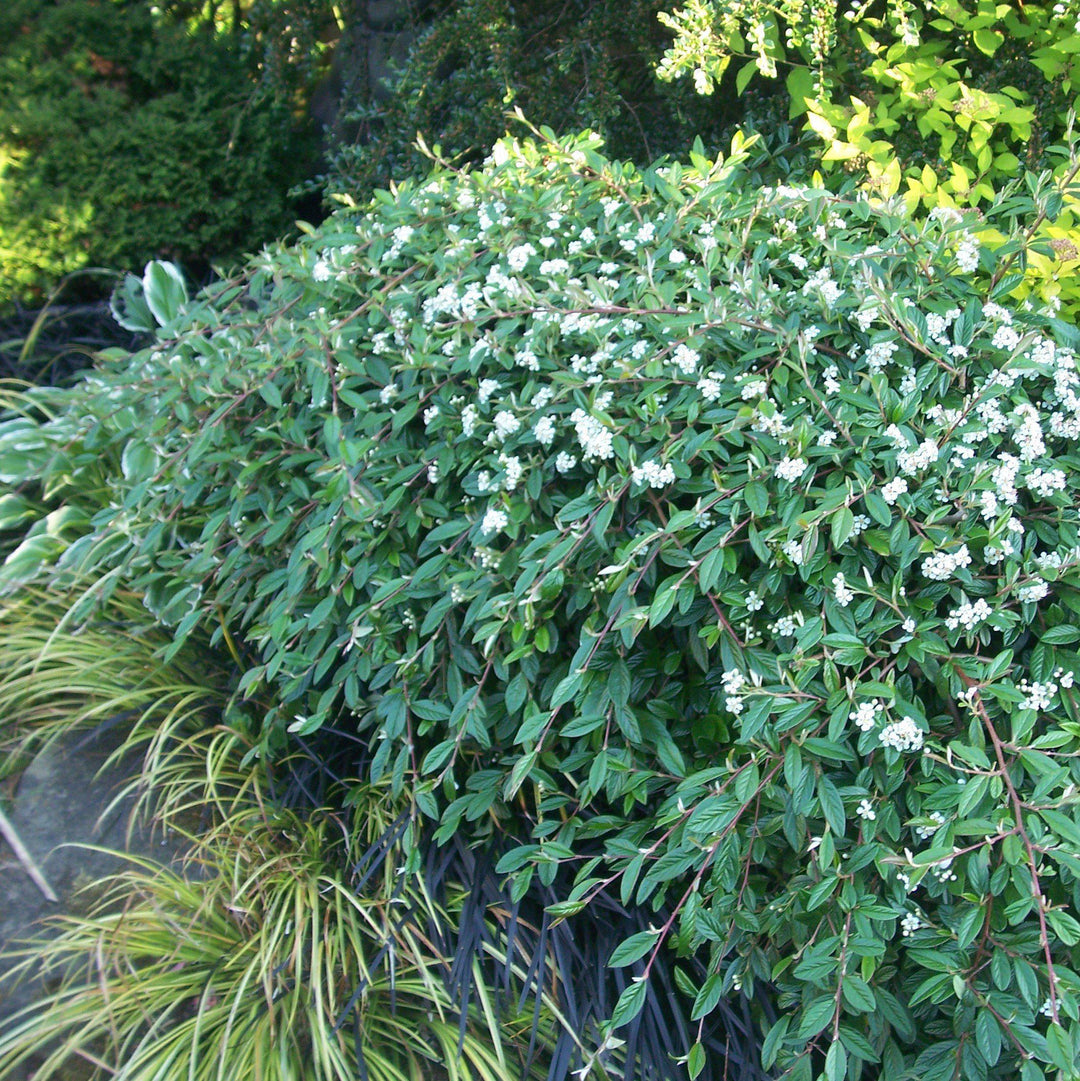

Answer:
[3,127,1080,1080]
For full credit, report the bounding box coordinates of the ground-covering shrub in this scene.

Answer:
[0,0,314,310]
[3,128,1080,1079]
[656,0,1080,316]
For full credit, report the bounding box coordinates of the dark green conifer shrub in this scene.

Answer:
[4,129,1080,1080]
[0,0,316,309]
[320,0,742,203]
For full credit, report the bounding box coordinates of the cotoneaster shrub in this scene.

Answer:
[4,130,1080,1080]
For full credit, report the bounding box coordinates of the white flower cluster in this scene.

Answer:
[539,258,570,277]
[1019,679,1057,711]
[493,410,521,442]
[697,372,725,400]
[944,597,992,632]
[915,811,947,840]
[955,235,980,273]
[900,912,923,937]
[775,456,808,482]
[1026,466,1067,498]
[721,669,747,715]
[882,477,908,504]
[632,460,676,488]
[1017,578,1049,603]
[569,409,614,461]
[1013,403,1046,461]
[879,717,925,753]
[803,267,844,309]
[850,700,883,732]
[671,343,701,376]
[865,340,900,372]
[897,439,939,476]
[533,416,556,446]
[921,544,972,581]
[930,856,957,885]
[481,506,509,536]
[781,539,804,566]
[832,572,854,607]
[507,243,536,271]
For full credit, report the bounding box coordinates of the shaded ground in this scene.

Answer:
[0,728,184,1079]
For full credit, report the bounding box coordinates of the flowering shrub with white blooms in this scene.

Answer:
[4,129,1080,1081]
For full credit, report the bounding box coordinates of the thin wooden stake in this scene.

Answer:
[0,804,58,902]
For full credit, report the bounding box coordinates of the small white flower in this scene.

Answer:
[1019,679,1057,711]
[856,799,876,821]
[915,811,946,840]
[833,572,854,607]
[480,506,509,536]
[721,669,746,693]
[671,343,701,376]
[533,416,556,446]
[507,243,536,271]
[955,235,980,273]
[493,410,521,441]
[632,461,676,488]
[850,701,882,733]
[900,912,923,937]
[945,597,993,632]
[698,373,725,401]
[555,452,577,473]
[879,717,925,753]
[775,456,808,483]
[882,478,908,504]
[921,545,972,581]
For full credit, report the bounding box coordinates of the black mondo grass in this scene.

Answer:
[417,834,770,1081]
[242,722,770,1081]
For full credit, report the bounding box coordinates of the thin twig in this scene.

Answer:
[0,804,59,902]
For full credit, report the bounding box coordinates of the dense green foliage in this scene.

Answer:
[4,128,1080,1079]
[0,0,316,309]
[321,0,741,204]
[657,0,1080,315]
